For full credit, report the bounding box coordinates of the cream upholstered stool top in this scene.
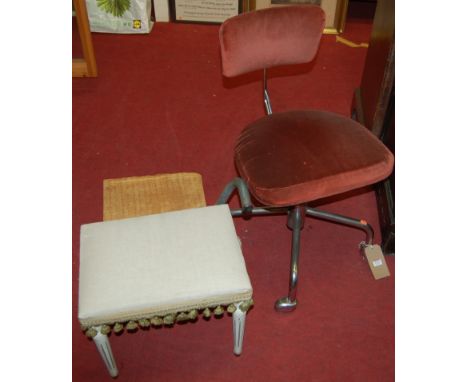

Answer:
[78,204,253,378]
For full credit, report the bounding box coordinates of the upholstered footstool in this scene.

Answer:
[78,204,253,378]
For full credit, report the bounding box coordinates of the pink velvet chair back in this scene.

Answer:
[219,5,325,77]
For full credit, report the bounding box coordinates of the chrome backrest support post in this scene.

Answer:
[263,68,273,115]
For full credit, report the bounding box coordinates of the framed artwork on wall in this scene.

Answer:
[170,0,347,31]
[251,0,349,34]
[173,0,241,23]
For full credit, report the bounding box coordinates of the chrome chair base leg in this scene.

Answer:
[275,296,298,312]
[275,206,304,312]
[305,207,374,245]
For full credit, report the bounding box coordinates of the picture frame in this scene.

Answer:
[250,0,349,34]
[173,0,242,23]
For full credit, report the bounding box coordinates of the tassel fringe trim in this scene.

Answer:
[83,299,254,338]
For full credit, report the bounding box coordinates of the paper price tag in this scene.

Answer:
[363,244,390,280]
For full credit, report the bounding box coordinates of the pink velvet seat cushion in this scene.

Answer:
[219,5,325,77]
[234,110,394,206]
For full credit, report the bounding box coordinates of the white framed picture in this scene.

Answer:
[174,0,240,23]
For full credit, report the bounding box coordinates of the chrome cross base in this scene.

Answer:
[217,177,375,313]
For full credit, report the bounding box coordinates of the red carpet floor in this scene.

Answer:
[73,8,394,381]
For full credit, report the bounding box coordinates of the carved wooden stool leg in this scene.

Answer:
[233,302,247,355]
[92,326,119,378]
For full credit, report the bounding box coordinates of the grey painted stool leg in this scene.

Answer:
[233,302,247,355]
[275,206,305,312]
[92,326,119,378]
